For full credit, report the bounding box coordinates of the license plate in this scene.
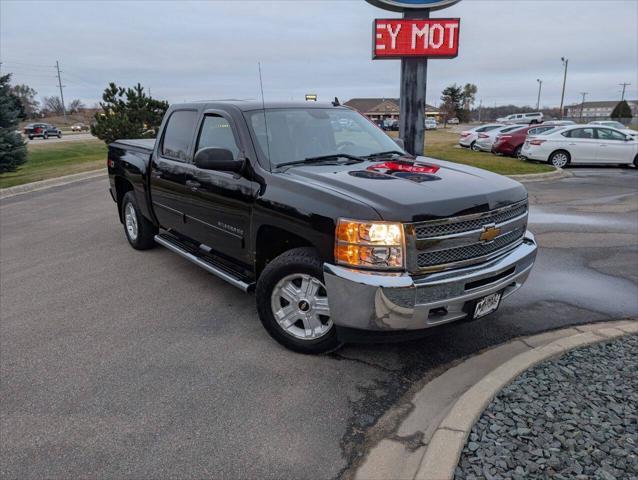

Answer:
[473,292,502,319]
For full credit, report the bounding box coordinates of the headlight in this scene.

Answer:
[335,219,405,270]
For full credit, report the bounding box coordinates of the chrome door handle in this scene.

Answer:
[186,180,201,191]
[150,170,162,179]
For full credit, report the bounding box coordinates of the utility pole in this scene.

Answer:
[579,92,589,119]
[478,98,483,123]
[55,60,67,124]
[559,57,569,119]
[536,79,543,111]
[619,82,631,101]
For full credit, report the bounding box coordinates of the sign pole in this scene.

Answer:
[399,9,429,156]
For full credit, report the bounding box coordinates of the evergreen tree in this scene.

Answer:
[441,84,465,123]
[0,74,28,174]
[610,101,633,125]
[91,83,169,144]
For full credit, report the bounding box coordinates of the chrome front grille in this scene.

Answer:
[407,201,529,272]
[416,228,525,268]
[415,201,528,239]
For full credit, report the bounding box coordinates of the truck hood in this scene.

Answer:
[283,157,528,223]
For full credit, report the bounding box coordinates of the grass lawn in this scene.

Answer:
[0,140,107,189]
[388,129,555,175]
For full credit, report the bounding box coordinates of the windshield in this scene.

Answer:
[245,108,405,168]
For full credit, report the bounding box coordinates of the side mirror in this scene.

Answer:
[394,138,405,150]
[194,147,243,173]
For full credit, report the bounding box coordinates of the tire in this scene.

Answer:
[28,135,33,140]
[256,247,341,354]
[549,150,570,168]
[513,145,522,158]
[121,191,157,250]
[634,155,638,168]
[43,132,48,140]
[470,141,479,152]
[57,132,62,138]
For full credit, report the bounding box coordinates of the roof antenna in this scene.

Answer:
[258,62,272,166]
[332,97,341,107]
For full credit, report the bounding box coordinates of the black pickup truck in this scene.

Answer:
[108,101,537,353]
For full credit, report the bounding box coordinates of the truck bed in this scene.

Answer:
[111,138,155,152]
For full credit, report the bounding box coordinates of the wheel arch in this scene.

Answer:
[114,176,134,223]
[255,225,322,278]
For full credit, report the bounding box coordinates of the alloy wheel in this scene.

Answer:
[270,273,332,340]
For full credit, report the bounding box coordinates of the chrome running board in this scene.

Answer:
[154,234,254,292]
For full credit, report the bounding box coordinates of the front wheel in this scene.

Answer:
[43,132,48,140]
[57,132,62,138]
[256,248,341,354]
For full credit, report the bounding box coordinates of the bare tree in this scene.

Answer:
[10,84,39,118]
[67,99,86,114]
[42,96,65,115]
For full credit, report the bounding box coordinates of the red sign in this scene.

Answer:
[373,18,460,59]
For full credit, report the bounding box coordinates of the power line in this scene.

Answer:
[619,82,631,101]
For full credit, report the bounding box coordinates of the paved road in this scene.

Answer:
[25,132,96,145]
[1,168,637,479]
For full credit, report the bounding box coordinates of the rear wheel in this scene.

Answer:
[28,135,33,140]
[549,150,570,168]
[256,247,341,354]
[121,191,157,250]
[634,155,638,168]
[471,141,480,152]
[57,132,62,138]
[513,145,522,158]
[43,132,48,140]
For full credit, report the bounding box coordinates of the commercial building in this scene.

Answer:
[566,100,638,122]
[345,98,441,122]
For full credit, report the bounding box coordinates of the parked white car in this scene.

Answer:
[425,118,438,130]
[459,124,504,149]
[589,121,636,138]
[448,117,459,125]
[521,125,638,168]
[497,112,544,125]
[474,125,525,152]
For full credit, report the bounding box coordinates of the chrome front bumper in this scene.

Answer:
[323,232,537,332]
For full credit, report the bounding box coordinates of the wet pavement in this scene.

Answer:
[1,167,637,479]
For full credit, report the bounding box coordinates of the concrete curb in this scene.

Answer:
[0,169,106,200]
[416,321,638,480]
[508,167,572,183]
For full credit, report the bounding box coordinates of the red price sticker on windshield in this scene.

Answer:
[373,18,460,59]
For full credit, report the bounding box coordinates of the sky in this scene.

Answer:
[1,0,637,109]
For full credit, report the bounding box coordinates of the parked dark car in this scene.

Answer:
[23,123,62,140]
[107,101,537,354]
[492,124,556,157]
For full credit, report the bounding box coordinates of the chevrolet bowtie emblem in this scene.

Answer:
[480,225,502,242]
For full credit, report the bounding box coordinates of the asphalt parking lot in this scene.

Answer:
[1,167,637,479]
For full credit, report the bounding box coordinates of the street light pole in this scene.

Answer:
[536,79,543,111]
[559,57,569,119]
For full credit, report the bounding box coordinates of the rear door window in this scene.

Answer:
[562,128,595,139]
[161,110,198,162]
